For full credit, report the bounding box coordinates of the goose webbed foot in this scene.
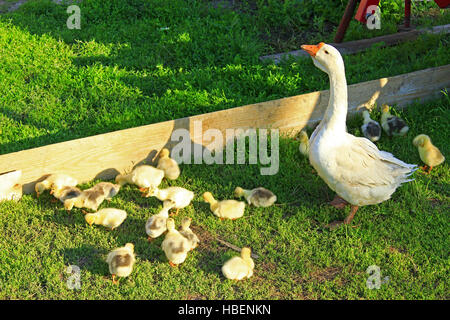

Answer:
[325,220,343,230]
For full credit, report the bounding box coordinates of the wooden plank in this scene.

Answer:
[1,65,449,194]
[260,24,450,64]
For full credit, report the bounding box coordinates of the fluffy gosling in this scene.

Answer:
[413,134,445,173]
[222,247,254,281]
[106,243,136,284]
[234,187,276,207]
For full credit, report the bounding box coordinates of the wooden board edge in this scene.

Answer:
[260,24,450,64]
[1,64,449,194]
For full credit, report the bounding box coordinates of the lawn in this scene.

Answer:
[0,0,449,299]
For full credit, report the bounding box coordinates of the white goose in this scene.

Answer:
[301,43,417,228]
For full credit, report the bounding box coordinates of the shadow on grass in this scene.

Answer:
[61,244,107,276]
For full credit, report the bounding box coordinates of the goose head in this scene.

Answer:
[301,42,344,75]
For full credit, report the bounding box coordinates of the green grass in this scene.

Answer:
[226,0,450,52]
[0,0,449,154]
[0,0,449,299]
[0,96,449,299]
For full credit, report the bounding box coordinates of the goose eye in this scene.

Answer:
[324,50,329,54]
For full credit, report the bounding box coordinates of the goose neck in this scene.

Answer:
[323,64,348,131]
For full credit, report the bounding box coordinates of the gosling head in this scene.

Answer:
[84,213,97,226]
[112,183,121,190]
[109,183,121,196]
[163,200,176,209]
[50,187,64,198]
[413,134,431,148]
[298,131,309,143]
[115,174,126,186]
[234,187,244,198]
[241,247,252,260]
[180,217,192,230]
[64,198,76,211]
[34,182,47,196]
[382,104,390,114]
[159,148,170,159]
[166,218,176,231]
[202,192,215,203]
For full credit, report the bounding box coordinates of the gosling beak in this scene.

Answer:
[301,42,324,57]
[49,190,54,195]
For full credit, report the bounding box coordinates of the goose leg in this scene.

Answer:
[329,195,348,209]
[344,205,359,224]
[326,205,359,230]
[112,274,118,285]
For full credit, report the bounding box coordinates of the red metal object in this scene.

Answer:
[334,0,359,43]
[434,0,450,8]
[335,0,449,44]
[405,0,411,28]
[355,0,381,24]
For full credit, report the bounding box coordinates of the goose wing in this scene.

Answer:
[334,135,416,188]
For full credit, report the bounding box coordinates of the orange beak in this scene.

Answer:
[301,42,325,57]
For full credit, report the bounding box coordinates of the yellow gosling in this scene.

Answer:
[222,247,254,281]
[106,243,135,284]
[413,134,445,173]
[203,191,245,220]
[157,148,181,180]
